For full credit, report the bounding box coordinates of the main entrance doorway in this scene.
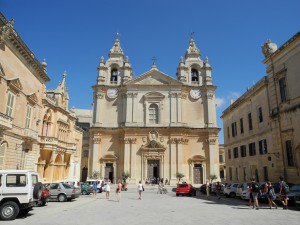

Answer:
[105,163,113,182]
[147,160,159,179]
[193,164,203,184]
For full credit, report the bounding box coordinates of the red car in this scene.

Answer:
[37,184,51,206]
[176,183,196,196]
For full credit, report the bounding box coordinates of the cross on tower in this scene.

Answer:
[190,31,195,39]
[152,56,157,65]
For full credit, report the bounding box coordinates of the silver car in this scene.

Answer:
[45,182,80,202]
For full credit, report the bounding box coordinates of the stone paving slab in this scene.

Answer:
[6,184,300,225]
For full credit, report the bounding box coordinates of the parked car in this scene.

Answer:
[85,179,103,193]
[287,184,300,206]
[37,184,51,206]
[237,182,250,199]
[45,182,80,202]
[224,183,239,198]
[176,183,196,196]
[0,170,42,220]
[81,183,93,195]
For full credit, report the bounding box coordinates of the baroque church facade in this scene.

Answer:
[89,37,220,185]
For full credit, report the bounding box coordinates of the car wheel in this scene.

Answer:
[0,201,20,221]
[82,190,87,195]
[58,194,67,202]
[194,191,197,196]
[176,193,179,196]
[229,192,236,198]
[289,197,296,206]
[189,192,192,196]
[33,182,43,199]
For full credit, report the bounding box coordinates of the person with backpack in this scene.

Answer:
[264,181,278,209]
[250,178,260,210]
[279,176,289,209]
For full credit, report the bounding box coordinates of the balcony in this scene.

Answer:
[0,112,13,130]
[39,136,76,152]
[23,128,38,141]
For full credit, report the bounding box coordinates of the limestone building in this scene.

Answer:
[222,32,300,184]
[89,37,220,184]
[0,13,82,182]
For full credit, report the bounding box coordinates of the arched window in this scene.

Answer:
[111,69,118,83]
[191,69,199,82]
[149,103,159,124]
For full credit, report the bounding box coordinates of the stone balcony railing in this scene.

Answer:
[39,136,76,152]
[0,112,13,130]
[23,128,38,140]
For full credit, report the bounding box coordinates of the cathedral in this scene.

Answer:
[88,37,220,185]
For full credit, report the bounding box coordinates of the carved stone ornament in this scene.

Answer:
[0,19,17,45]
[107,88,118,99]
[93,137,101,144]
[190,89,201,99]
[149,130,158,141]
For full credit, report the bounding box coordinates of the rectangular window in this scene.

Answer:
[286,140,294,166]
[233,147,238,158]
[236,168,239,181]
[248,113,253,130]
[259,139,268,154]
[228,149,231,159]
[231,122,237,137]
[240,145,247,157]
[5,91,15,117]
[229,167,232,181]
[6,174,26,187]
[263,166,268,181]
[243,167,247,181]
[240,118,244,134]
[219,155,224,163]
[227,126,230,139]
[249,142,256,156]
[258,107,263,123]
[279,78,287,102]
[83,150,89,158]
[25,105,32,128]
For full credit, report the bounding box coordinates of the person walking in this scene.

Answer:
[138,181,144,200]
[279,176,289,209]
[92,180,98,198]
[157,181,162,194]
[250,178,260,210]
[264,180,277,209]
[215,181,221,200]
[206,182,210,199]
[105,182,111,200]
[116,181,122,202]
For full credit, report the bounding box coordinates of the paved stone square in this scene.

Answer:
[6,185,300,225]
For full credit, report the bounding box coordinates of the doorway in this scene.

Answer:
[147,160,159,179]
[193,164,203,184]
[105,163,114,182]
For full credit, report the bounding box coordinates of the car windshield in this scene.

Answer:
[178,184,188,188]
[290,185,300,192]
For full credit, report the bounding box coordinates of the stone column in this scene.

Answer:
[126,93,133,124]
[113,162,117,184]
[94,92,104,125]
[177,139,183,173]
[177,93,182,123]
[170,93,177,123]
[92,135,101,176]
[170,138,177,184]
[123,138,131,175]
[130,138,137,183]
[132,93,137,123]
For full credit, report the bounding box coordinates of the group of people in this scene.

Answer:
[145,177,168,185]
[248,176,289,210]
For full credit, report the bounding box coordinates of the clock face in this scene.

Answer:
[190,89,201,99]
[107,88,118,99]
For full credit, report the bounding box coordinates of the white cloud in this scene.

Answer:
[215,97,225,108]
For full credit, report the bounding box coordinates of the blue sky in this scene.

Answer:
[1,0,300,143]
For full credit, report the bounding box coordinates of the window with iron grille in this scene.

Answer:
[259,139,268,154]
[249,142,256,156]
[233,147,239,158]
[240,118,244,134]
[240,145,247,157]
[279,77,288,102]
[248,113,253,130]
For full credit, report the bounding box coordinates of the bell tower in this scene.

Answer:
[97,37,132,85]
[176,37,212,86]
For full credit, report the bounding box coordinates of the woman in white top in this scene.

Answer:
[105,182,111,199]
[138,181,144,200]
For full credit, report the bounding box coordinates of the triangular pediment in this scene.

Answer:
[126,70,182,86]
[27,93,38,105]
[7,77,23,92]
